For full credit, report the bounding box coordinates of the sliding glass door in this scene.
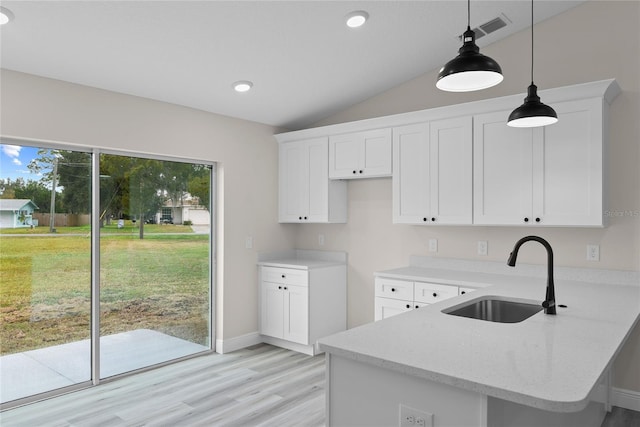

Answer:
[0,144,92,403]
[1,142,214,406]
[99,153,212,378]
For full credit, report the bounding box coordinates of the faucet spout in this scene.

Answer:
[507,235,556,315]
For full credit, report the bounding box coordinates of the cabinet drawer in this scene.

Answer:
[414,282,458,304]
[262,267,308,286]
[374,297,416,321]
[374,277,413,301]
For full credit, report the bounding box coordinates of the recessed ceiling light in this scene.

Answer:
[233,81,253,93]
[0,7,15,25]
[346,11,369,28]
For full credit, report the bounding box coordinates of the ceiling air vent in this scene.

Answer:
[458,14,510,41]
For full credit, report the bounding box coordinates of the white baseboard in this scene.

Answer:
[215,332,261,354]
[612,387,640,412]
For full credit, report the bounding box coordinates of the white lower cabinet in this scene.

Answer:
[374,276,473,321]
[259,264,346,355]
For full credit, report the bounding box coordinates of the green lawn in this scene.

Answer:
[0,230,210,355]
[0,222,195,235]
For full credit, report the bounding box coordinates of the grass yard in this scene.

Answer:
[0,230,210,355]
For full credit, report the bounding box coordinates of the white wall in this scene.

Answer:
[0,69,296,343]
[298,1,640,393]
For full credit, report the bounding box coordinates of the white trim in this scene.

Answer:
[612,387,640,412]
[215,332,262,354]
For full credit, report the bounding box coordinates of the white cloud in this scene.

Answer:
[12,158,22,166]
[1,144,22,158]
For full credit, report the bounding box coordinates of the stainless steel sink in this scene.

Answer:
[443,296,543,323]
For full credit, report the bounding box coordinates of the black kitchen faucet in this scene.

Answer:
[507,236,557,315]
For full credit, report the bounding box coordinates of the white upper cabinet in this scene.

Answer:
[279,137,347,223]
[393,116,472,225]
[276,79,619,227]
[329,128,392,179]
[474,97,605,226]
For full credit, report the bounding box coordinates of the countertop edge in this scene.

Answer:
[318,342,591,413]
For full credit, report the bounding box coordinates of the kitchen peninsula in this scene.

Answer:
[318,258,640,426]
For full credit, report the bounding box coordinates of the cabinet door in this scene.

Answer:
[283,284,309,344]
[533,98,603,226]
[393,123,430,224]
[474,111,534,225]
[279,142,306,222]
[306,138,331,222]
[429,116,473,224]
[260,281,284,339]
[329,129,392,179]
[361,128,392,177]
[329,133,360,178]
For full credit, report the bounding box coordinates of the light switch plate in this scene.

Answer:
[428,239,438,252]
[245,236,253,249]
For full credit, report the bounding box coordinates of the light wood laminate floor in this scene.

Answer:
[1,343,638,426]
[1,344,324,427]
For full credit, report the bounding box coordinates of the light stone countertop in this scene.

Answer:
[257,258,345,270]
[257,249,347,270]
[318,268,640,413]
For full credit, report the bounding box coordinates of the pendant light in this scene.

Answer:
[507,0,557,127]
[436,0,503,92]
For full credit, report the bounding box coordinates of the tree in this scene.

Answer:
[56,151,91,214]
[187,167,211,208]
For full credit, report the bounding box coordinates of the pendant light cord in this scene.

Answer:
[530,0,534,85]
[467,0,470,28]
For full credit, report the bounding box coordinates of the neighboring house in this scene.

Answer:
[155,198,210,225]
[0,199,39,228]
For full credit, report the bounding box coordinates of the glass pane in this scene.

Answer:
[99,154,211,378]
[0,144,91,404]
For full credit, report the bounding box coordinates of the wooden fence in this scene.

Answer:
[32,213,91,227]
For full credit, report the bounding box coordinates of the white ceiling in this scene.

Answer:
[0,1,585,130]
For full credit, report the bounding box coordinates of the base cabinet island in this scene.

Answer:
[318,259,640,427]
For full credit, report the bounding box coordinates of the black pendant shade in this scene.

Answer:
[436,27,503,92]
[507,0,557,128]
[507,83,558,127]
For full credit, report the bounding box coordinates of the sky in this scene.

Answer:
[0,144,44,182]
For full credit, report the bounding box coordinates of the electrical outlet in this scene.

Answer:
[428,239,438,252]
[318,233,325,246]
[245,236,253,249]
[477,240,488,256]
[399,404,433,427]
[587,244,600,261]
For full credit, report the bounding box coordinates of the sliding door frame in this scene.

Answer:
[0,139,216,408]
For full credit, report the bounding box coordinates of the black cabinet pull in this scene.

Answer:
[461,290,466,295]
[352,170,357,174]
[432,293,437,297]
[391,288,396,292]
[359,170,363,174]
[423,218,428,222]
[283,286,288,290]
[281,274,286,278]
[415,305,420,309]
[304,216,308,220]
[524,217,529,222]
[278,286,282,289]
[406,304,410,309]
[535,217,541,223]
[299,216,302,220]
[431,217,436,222]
